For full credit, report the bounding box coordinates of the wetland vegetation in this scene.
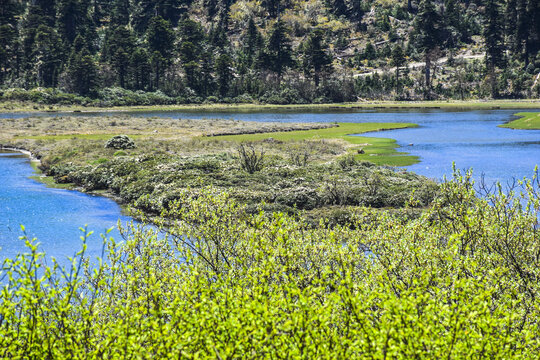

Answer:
[0,115,433,225]
[500,112,540,129]
[2,110,540,357]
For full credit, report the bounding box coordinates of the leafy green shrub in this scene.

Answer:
[2,175,540,357]
[236,143,265,174]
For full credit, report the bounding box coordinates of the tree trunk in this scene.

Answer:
[490,65,498,99]
[425,54,431,99]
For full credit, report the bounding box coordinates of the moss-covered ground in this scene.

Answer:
[499,112,540,129]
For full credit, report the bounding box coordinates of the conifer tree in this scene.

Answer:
[483,0,504,98]
[300,28,333,87]
[263,0,281,18]
[33,25,63,87]
[111,0,131,27]
[67,47,98,95]
[130,48,151,90]
[243,18,263,66]
[0,0,19,84]
[216,53,233,97]
[146,16,176,88]
[263,19,294,84]
[412,0,442,98]
[391,44,406,93]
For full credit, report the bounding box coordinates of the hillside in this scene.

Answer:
[0,0,539,104]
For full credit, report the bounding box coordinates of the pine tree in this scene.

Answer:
[111,0,130,27]
[22,0,57,79]
[243,18,262,66]
[332,0,348,17]
[391,44,406,93]
[199,48,215,96]
[0,0,19,84]
[57,0,97,54]
[484,0,504,98]
[130,48,151,90]
[350,0,365,25]
[300,28,333,87]
[146,16,176,88]
[412,0,443,98]
[33,25,63,87]
[505,0,518,53]
[216,53,233,97]
[67,45,98,95]
[263,19,294,84]
[263,0,281,18]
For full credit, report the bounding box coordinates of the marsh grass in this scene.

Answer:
[0,115,435,222]
[499,112,540,129]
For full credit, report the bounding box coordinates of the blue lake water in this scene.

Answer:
[2,108,540,261]
[0,150,134,264]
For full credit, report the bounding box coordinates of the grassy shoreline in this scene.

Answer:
[217,122,419,166]
[499,112,540,129]
[2,99,540,113]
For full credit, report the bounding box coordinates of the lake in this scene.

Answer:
[2,108,540,261]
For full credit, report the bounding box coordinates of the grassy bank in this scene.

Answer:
[499,112,540,129]
[217,122,419,166]
[3,99,540,113]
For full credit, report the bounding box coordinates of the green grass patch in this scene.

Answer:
[29,175,74,189]
[499,112,540,129]
[215,122,419,166]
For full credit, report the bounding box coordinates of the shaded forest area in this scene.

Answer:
[0,0,539,105]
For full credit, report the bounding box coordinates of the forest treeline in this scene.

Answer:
[0,0,540,105]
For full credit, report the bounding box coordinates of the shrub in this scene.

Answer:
[2,177,540,357]
[105,135,136,150]
[236,143,265,174]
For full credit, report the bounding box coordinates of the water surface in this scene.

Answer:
[0,150,135,264]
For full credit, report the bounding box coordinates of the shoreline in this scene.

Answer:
[2,100,540,113]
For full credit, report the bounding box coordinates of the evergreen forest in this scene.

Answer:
[1,0,540,105]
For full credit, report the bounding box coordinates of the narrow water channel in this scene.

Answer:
[0,150,135,264]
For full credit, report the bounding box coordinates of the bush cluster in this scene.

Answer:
[46,154,438,219]
[1,172,540,357]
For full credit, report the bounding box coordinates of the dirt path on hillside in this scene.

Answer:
[354,54,485,78]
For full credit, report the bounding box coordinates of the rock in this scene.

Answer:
[357,148,365,154]
[105,135,136,150]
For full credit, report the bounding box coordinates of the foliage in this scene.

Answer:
[2,171,540,357]
[0,0,539,103]
[236,142,265,173]
[104,135,136,150]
